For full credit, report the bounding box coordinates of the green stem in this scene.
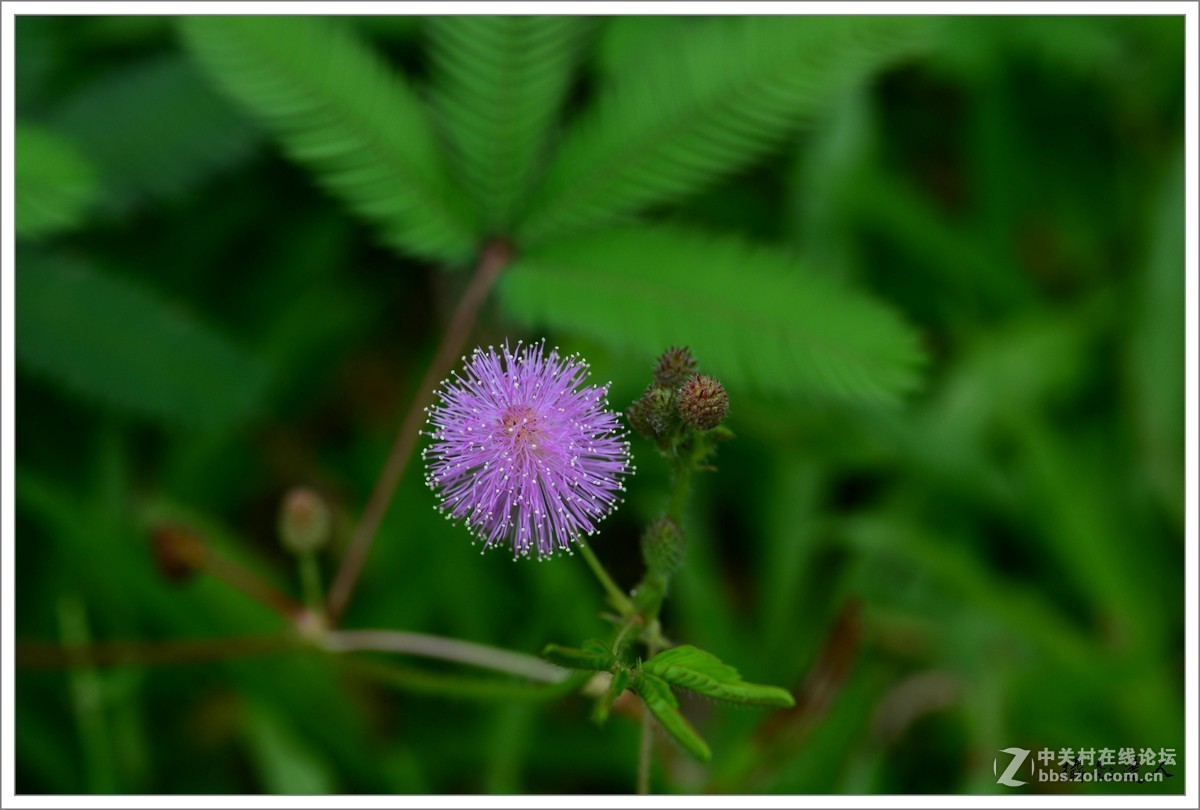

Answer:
[576,539,635,616]
[297,553,326,622]
[339,655,591,703]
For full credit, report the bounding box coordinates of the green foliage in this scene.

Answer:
[540,640,615,671]
[180,16,477,263]
[499,226,924,404]
[643,645,795,708]
[516,16,932,244]
[15,123,97,239]
[13,14,1185,797]
[426,16,588,230]
[16,252,268,431]
[592,668,630,725]
[50,56,262,217]
[632,672,711,762]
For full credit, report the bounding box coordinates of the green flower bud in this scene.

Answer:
[676,374,729,431]
[653,346,698,389]
[641,517,685,577]
[278,487,332,555]
[626,384,678,444]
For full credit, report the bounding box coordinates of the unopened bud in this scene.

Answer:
[641,517,685,577]
[151,524,206,584]
[653,346,697,389]
[676,374,729,431]
[278,487,331,555]
[626,385,678,444]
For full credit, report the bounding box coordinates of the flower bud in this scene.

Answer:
[626,384,678,443]
[676,374,729,430]
[278,487,332,556]
[150,524,206,584]
[641,517,685,577]
[653,346,697,389]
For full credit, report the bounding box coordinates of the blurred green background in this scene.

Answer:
[14,14,1185,794]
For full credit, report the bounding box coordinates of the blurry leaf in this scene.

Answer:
[518,16,932,244]
[499,226,925,404]
[592,16,691,81]
[1126,154,1184,523]
[592,669,630,726]
[180,15,477,263]
[15,17,60,113]
[643,645,795,708]
[243,702,336,794]
[540,640,615,671]
[631,672,711,762]
[15,123,98,240]
[50,56,262,216]
[16,252,268,431]
[427,16,589,229]
[57,595,117,793]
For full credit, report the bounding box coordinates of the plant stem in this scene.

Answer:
[297,553,326,622]
[576,539,636,616]
[327,239,512,624]
[637,634,664,795]
[321,629,568,683]
[337,656,591,703]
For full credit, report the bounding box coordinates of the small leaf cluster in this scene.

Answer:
[541,641,794,762]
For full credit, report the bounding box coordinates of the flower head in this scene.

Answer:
[423,341,632,559]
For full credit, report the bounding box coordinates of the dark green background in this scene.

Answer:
[14,15,1185,794]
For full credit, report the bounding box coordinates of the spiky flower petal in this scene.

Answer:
[423,341,632,559]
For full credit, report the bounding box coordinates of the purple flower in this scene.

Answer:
[423,341,632,559]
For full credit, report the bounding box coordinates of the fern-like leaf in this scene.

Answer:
[16,251,268,431]
[15,123,98,240]
[517,16,932,245]
[497,226,925,404]
[426,16,588,230]
[180,15,476,263]
[50,56,262,217]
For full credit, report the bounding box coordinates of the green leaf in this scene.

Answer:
[180,15,476,263]
[591,668,630,726]
[426,16,589,230]
[540,640,615,671]
[517,16,932,244]
[16,252,268,431]
[50,56,262,217]
[15,123,98,239]
[643,645,795,708]
[498,226,925,404]
[632,672,711,761]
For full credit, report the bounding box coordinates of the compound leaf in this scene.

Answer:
[498,226,925,405]
[181,15,476,263]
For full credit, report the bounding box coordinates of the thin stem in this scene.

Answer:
[338,656,591,703]
[637,634,664,795]
[327,239,513,624]
[637,709,653,794]
[321,629,568,684]
[576,539,635,616]
[17,634,304,668]
[297,553,326,622]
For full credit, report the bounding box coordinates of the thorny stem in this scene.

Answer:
[631,433,707,794]
[327,239,513,623]
[576,539,636,617]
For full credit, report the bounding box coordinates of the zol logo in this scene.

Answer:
[994,747,1031,787]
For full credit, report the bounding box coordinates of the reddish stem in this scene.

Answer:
[326,240,512,623]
